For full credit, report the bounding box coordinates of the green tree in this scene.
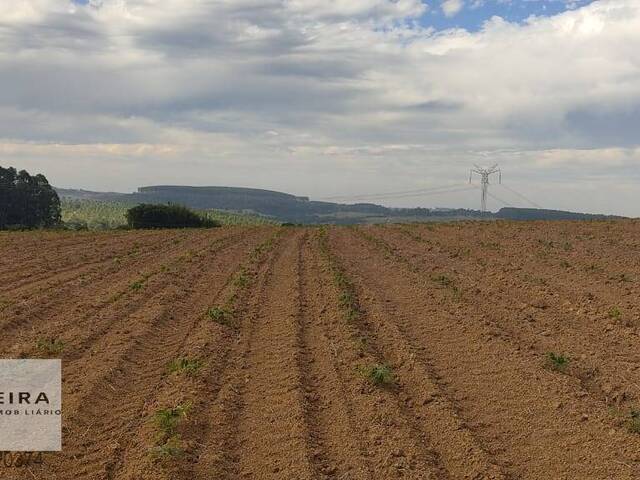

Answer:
[126,203,219,229]
[0,166,61,229]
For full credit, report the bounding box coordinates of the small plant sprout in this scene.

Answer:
[154,403,191,437]
[233,269,250,288]
[36,338,64,355]
[628,410,640,434]
[151,435,184,459]
[0,297,12,312]
[168,358,203,376]
[608,307,622,321]
[432,274,453,287]
[360,364,395,386]
[207,306,233,326]
[546,352,569,372]
[130,280,144,291]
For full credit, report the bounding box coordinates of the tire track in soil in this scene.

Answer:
[310,232,453,479]
[0,229,197,309]
[192,230,294,479]
[196,230,444,480]
[0,230,149,274]
[34,229,275,480]
[321,228,504,480]
[55,230,262,420]
[0,230,192,329]
[381,225,640,412]
[334,226,640,479]
[296,233,374,480]
[111,231,284,480]
[2,230,172,292]
[197,231,319,479]
[0,230,228,356]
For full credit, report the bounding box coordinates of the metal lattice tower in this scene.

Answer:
[469,164,501,213]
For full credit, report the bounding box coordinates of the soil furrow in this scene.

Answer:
[33,230,272,480]
[296,233,375,480]
[228,231,317,479]
[1,230,172,292]
[111,230,284,480]
[317,229,455,480]
[0,230,228,355]
[192,231,291,479]
[333,226,640,479]
[377,225,640,411]
[322,228,504,480]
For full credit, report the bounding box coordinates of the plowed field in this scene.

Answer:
[2,221,640,479]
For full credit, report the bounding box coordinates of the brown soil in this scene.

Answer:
[1,221,640,479]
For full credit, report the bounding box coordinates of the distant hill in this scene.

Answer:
[495,207,627,221]
[56,186,627,224]
[56,186,483,224]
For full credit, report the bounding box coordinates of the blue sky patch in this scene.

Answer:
[421,0,596,31]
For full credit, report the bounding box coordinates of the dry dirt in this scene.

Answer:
[1,221,640,479]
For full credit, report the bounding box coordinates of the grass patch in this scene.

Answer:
[0,298,12,312]
[36,338,64,355]
[168,358,203,376]
[318,228,362,324]
[546,352,569,372]
[627,410,640,434]
[206,306,233,326]
[233,269,250,288]
[150,435,184,459]
[432,274,454,287]
[608,307,622,321]
[359,364,395,386]
[154,403,191,437]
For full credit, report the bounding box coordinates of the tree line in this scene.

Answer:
[0,166,61,229]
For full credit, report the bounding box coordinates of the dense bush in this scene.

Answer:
[0,166,61,229]
[126,203,220,229]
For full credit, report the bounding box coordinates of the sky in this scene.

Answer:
[1,0,639,215]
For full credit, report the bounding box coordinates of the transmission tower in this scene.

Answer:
[469,164,501,213]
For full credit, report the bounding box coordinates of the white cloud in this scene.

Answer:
[442,0,464,17]
[0,0,639,215]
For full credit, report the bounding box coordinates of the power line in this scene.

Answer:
[499,183,543,209]
[469,182,513,208]
[320,182,468,201]
[362,185,477,201]
[486,190,512,207]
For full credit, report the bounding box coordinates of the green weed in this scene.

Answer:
[233,269,250,288]
[432,274,454,287]
[168,358,203,376]
[359,364,395,386]
[0,298,12,312]
[150,435,184,459]
[154,403,191,437]
[608,307,622,321]
[207,306,233,326]
[36,338,64,355]
[546,352,569,372]
[627,410,640,434]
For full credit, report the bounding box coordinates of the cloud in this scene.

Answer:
[0,0,639,215]
[442,0,465,17]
